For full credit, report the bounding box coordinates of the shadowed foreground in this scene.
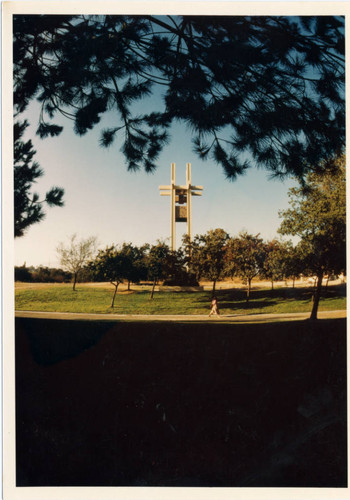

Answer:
[16,318,347,487]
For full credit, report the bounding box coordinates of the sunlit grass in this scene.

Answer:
[15,283,346,315]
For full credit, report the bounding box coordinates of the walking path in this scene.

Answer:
[15,310,346,323]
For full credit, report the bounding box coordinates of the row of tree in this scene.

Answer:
[55,156,345,319]
[17,154,345,319]
[15,265,71,283]
[88,232,305,300]
[16,227,344,312]
[52,223,342,322]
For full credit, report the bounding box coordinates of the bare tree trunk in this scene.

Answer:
[292,276,295,288]
[324,276,330,295]
[246,279,251,302]
[310,272,323,320]
[271,280,274,290]
[73,272,77,291]
[111,281,119,308]
[128,280,131,291]
[212,280,216,295]
[150,279,156,299]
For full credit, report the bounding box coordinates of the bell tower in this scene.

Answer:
[159,163,203,251]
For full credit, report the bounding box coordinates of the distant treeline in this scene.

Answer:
[14,265,93,283]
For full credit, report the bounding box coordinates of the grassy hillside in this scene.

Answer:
[15,283,346,315]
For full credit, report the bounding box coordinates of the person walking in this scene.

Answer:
[209,296,220,317]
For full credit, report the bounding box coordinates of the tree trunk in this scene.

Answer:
[73,272,77,291]
[292,276,295,288]
[128,280,131,291]
[111,282,119,308]
[212,280,216,295]
[246,279,251,302]
[325,276,330,295]
[150,279,156,299]
[271,280,274,290]
[310,272,323,320]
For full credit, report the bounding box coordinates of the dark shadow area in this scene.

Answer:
[322,283,347,298]
[193,289,300,311]
[217,300,279,310]
[20,318,111,365]
[16,318,347,487]
[193,284,346,312]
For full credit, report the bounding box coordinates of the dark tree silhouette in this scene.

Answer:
[14,120,64,237]
[13,15,344,180]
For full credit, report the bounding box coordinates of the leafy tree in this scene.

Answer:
[261,239,288,289]
[145,241,171,299]
[225,232,265,302]
[278,154,346,319]
[14,120,64,236]
[28,266,50,282]
[89,245,127,307]
[185,228,229,294]
[27,265,71,283]
[13,15,344,181]
[119,243,148,291]
[282,241,305,287]
[162,247,198,286]
[57,234,97,290]
[14,264,32,282]
[75,266,92,283]
[47,267,71,283]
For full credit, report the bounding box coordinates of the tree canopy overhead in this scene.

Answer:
[14,120,64,237]
[14,14,345,180]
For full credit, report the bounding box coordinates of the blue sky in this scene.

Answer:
[15,96,297,268]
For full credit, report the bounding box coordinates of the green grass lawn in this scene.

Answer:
[15,283,346,315]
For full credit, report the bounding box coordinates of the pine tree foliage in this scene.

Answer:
[13,15,344,180]
[14,120,64,237]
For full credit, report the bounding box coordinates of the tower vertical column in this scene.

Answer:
[171,163,176,251]
[186,163,192,243]
[159,163,202,253]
